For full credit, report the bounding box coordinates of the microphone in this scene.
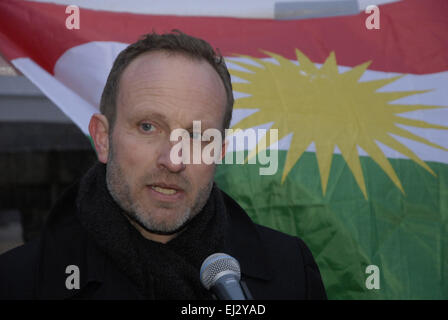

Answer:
[200,253,251,300]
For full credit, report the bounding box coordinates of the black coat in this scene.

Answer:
[0,181,327,300]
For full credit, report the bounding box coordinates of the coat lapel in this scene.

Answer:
[220,190,273,282]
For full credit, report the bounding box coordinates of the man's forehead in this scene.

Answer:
[119,51,225,96]
[116,50,227,128]
[122,51,209,82]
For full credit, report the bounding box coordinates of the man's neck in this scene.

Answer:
[125,217,178,244]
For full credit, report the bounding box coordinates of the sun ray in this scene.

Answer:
[375,132,436,175]
[393,115,448,132]
[232,108,280,125]
[261,50,300,69]
[231,97,262,110]
[295,49,319,74]
[340,61,372,82]
[226,59,264,73]
[358,75,405,91]
[231,54,267,67]
[315,141,336,195]
[282,136,313,183]
[245,125,286,163]
[232,82,256,93]
[389,124,448,152]
[229,69,258,81]
[337,141,367,198]
[387,104,446,114]
[319,51,338,75]
[245,134,268,163]
[358,137,404,193]
[375,90,431,102]
[230,112,270,129]
[240,59,277,69]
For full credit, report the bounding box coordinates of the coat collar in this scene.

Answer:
[35,180,272,299]
[35,181,108,299]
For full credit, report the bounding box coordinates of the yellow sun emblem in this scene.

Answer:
[228,50,448,198]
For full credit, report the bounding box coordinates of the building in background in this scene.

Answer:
[0,54,96,253]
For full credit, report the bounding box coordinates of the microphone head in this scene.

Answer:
[200,253,241,290]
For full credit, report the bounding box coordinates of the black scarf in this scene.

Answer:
[76,162,228,299]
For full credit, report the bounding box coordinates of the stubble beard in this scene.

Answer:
[105,142,214,235]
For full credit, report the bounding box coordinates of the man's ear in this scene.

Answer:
[88,113,110,164]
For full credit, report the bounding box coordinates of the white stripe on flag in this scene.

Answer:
[12,57,97,135]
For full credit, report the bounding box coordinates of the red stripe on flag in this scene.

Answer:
[0,0,447,75]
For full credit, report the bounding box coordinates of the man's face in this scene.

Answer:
[105,51,227,234]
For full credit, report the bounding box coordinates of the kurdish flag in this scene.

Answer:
[0,0,447,299]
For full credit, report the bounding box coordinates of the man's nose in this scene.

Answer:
[156,140,186,173]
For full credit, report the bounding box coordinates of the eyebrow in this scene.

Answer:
[133,110,169,123]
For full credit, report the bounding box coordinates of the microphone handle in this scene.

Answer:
[212,274,247,300]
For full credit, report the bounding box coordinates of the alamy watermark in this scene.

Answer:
[65,5,80,30]
[65,264,80,290]
[365,264,380,290]
[365,5,380,30]
[169,121,279,176]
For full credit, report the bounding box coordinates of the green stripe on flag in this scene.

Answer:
[215,151,448,299]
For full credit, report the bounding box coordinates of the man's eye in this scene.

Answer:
[140,123,155,132]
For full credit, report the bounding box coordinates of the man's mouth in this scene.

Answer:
[151,185,178,195]
[148,183,184,198]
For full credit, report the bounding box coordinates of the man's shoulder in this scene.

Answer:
[0,181,84,299]
[0,239,41,299]
[253,223,327,299]
[0,238,41,270]
[220,188,310,259]
[254,222,297,245]
[253,223,311,266]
